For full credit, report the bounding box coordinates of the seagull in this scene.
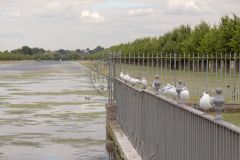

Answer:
[199,91,213,111]
[130,78,139,86]
[141,78,148,89]
[123,73,131,83]
[180,87,190,102]
[160,84,172,94]
[160,84,178,98]
[120,72,124,79]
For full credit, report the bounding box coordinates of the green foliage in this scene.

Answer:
[0,46,82,61]
[216,15,240,53]
[11,46,45,55]
[229,19,240,53]
[90,14,240,59]
[182,21,210,54]
[0,52,33,60]
[198,26,219,54]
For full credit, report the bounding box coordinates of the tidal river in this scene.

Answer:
[0,61,108,160]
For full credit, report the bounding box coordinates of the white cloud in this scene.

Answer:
[33,1,83,18]
[81,10,105,23]
[168,0,198,9]
[166,0,209,14]
[12,11,21,17]
[128,8,154,16]
[0,0,240,50]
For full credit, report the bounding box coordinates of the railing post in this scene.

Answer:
[213,88,225,121]
[108,52,113,104]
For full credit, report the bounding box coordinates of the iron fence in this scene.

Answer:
[111,53,240,107]
[115,78,240,160]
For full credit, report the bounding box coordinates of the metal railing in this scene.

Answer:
[112,53,240,107]
[115,79,240,160]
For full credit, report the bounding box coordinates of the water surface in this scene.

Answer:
[0,61,108,160]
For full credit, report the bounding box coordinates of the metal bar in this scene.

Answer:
[156,53,158,77]
[138,53,140,79]
[216,52,218,81]
[147,53,149,81]
[161,53,163,83]
[206,54,209,91]
[234,53,237,107]
[114,79,240,160]
[184,53,186,85]
[129,53,131,76]
[174,53,177,86]
[152,53,154,79]
[170,53,172,83]
[133,53,136,77]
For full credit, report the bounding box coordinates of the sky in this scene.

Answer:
[0,0,240,51]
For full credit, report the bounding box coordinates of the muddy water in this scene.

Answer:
[0,61,108,160]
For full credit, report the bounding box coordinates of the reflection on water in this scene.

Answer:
[0,61,108,160]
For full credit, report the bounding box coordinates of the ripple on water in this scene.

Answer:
[0,61,108,160]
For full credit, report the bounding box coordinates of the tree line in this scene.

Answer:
[88,14,240,59]
[0,46,104,61]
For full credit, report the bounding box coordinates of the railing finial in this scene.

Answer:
[213,87,225,121]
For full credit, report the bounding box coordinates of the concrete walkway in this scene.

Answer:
[107,120,142,160]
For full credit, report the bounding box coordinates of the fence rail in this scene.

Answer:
[115,78,240,160]
[108,53,240,107]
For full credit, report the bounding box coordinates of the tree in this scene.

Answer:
[32,47,45,54]
[216,14,240,54]
[57,49,67,55]
[198,26,219,54]
[21,46,33,55]
[229,17,240,53]
[182,21,210,54]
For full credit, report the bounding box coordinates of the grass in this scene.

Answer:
[210,112,240,126]
[222,113,240,126]
[80,60,240,104]
[81,60,240,126]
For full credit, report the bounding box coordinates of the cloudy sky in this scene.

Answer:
[0,0,240,50]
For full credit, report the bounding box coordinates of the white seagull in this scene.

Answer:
[123,73,131,83]
[180,87,190,102]
[160,84,178,98]
[199,91,213,111]
[120,72,124,80]
[130,78,139,86]
[141,78,148,89]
